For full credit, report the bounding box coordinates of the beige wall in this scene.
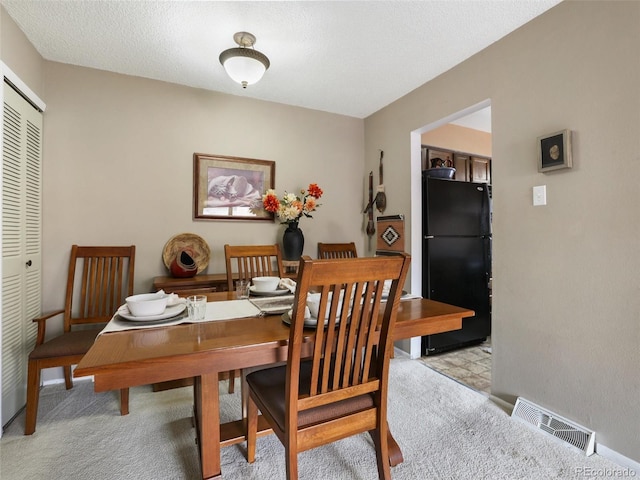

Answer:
[365,0,639,463]
[422,123,492,157]
[39,63,365,302]
[0,6,44,99]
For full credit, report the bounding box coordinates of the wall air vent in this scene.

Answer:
[511,397,595,456]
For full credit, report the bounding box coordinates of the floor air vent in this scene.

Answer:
[511,397,595,455]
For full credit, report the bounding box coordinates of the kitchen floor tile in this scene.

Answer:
[419,338,491,395]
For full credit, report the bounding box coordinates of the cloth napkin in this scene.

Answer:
[155,290,186,306]
[279,278,296,293]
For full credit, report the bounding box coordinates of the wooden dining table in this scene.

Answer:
[74,292,474,480]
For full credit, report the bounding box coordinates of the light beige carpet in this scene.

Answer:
[0,356,627,479]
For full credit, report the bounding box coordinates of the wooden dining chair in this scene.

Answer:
[223,244,285,291]
[223,244,285,393]
[25,245,135,435]
[317,241,358,259]
[245,253,411,480]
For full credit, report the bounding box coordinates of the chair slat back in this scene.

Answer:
[65,245,135,330]
[317,242,358,259]
[288,254,410,413]
[224,244,284,291]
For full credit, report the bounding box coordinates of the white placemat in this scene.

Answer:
[99,300,262,335]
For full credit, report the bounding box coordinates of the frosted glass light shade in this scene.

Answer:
[219,47,270,88]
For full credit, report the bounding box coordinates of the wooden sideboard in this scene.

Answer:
[282,260,300,276]
[152,269,298,295]
[152,273,230,294]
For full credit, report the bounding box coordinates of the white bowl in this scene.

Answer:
[252,276,280,292]
[125,293,168,317]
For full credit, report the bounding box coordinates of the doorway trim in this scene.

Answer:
[406,98,491,358]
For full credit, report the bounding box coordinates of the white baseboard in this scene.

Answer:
[42,376,93,387]
[595,443,640,475]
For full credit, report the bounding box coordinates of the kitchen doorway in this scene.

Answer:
[409,101,493,395]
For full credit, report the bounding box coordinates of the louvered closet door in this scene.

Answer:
[2,84,42,425]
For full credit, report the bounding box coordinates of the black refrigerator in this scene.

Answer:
[422,175,492,355]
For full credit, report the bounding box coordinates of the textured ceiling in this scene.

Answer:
[1,1,561,119]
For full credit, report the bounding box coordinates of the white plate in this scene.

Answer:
[281,310,327,328]
[116,303,187,322]
[249,286,291,297]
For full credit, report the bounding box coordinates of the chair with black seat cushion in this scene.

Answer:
[223,244,285,393]
[317,241,358,259]
[245,253,411,480]
[25,245,135,435]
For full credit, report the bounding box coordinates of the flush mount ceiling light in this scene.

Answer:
[219,32,270,89]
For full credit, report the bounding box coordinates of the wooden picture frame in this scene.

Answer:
[193,153,275,221]
[538,129,572,172]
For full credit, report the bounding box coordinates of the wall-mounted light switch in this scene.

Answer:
[533,185,547,206]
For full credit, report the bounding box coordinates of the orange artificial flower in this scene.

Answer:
[262,191,281,213]
[308,183,323,198]
[256,183,323,225]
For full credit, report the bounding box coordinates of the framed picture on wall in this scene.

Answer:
[537,129,572,172]
[193,153,275,221]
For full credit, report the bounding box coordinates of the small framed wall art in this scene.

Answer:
[537,129,572,173]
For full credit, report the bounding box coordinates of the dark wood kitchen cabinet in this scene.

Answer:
[470,156,491,183]
[422,145,491,184]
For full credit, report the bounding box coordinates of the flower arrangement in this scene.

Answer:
[260,183,323,225]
